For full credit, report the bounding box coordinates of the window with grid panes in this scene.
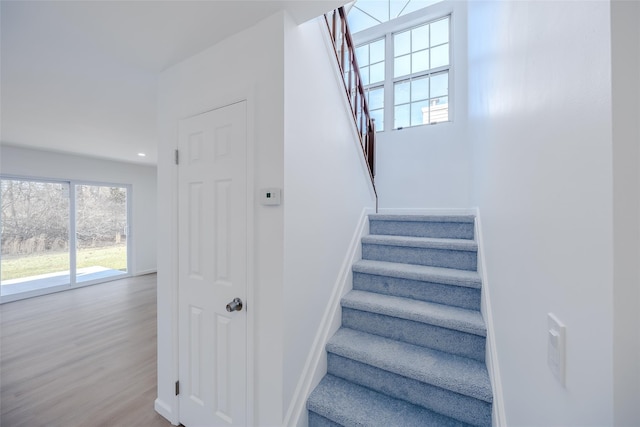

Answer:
[393,17,450,128]
[352,14,451,131]
[355,38,385,131]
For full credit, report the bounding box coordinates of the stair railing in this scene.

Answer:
[325,7,377,193]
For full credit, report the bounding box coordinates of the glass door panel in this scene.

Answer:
[1,179,70,297]
[75,185,128,283]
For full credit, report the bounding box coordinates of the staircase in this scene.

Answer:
[307,214,493,427]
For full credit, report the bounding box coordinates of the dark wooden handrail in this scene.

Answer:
[325,7,376,192]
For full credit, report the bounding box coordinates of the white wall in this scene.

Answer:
[375,0,472,209]
[0,144,157,275]
[467,2,615,425]
[156,12,286,426]
[611,1,640,425]
[282,14,376,421]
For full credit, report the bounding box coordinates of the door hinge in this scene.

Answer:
[175,149,179,165]
[175,380,180,396]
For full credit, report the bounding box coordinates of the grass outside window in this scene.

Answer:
[1,245,127,281]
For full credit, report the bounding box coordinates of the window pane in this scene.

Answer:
[368,87,384,110]
[370,39,385,63]
[430,96,449,123]
[394,80,411,105]
[370,108,384,132]
[369,62,385,84]
[361,65,370,86]
[394,30,411,56]
[357,0,389,23]
[431,72,448,97]
[347,7,381,34]
[401,0,446,17]
[411,50,429,73]
[394,55,411,77]
[412,24,429,51]
[76,185,128,283]
[411,100,430,126]
[390,0,407,19]
[395,104,410,128]
[430,44,449,68]
[1,180,70,296]
[411,77,429,101]
[430,17,449,46]
[432,96,449,106]
[356,45,369,66]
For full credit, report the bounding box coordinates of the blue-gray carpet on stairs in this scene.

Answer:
[307,214,493,427]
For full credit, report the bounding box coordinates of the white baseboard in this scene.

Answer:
[154,398,178,425]
[377,207,477,216]
[283,207,374,427]
[474,208,506,427]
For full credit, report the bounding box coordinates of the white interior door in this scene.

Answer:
[178,101,247,427]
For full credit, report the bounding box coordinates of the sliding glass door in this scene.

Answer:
[1,177,130,301]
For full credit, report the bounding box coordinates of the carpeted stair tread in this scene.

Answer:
[370,214,475,223]
[362,235,477,251]
[353,259,482,289]
[342,290,486,337]
[307,374,472,427]
[368,215,476,239]
[327,328,493,403]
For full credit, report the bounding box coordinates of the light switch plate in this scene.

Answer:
[547,313,566,386]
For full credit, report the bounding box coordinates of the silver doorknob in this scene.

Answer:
[226,298,243,312]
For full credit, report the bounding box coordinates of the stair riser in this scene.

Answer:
[370,220,474,239]
[327,353,491,427]
[353,272,481,310]
[342,308,486,362]
[362,244,477,271]
[308,412,342,427]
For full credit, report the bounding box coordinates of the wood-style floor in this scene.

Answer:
[0,274,173,427]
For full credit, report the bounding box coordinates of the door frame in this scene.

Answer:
[175,99,255,426]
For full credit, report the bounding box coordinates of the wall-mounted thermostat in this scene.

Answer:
[260,188,281,206]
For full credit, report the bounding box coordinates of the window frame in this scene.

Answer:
[352,2,454,132]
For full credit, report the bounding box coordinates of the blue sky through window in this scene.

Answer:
[347,0,444,33]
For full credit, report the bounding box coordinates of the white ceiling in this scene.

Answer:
[0,0,344,165]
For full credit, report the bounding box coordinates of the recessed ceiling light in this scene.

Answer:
[137,152,146,157]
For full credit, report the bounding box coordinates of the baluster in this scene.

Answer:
[324,6,377,186]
